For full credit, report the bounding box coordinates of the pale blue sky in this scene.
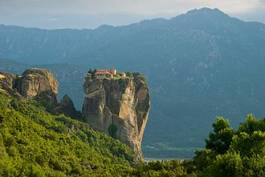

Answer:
[0,0,264,29]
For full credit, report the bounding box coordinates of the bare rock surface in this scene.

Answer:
[82,71,151,160]
[18,68,58,98]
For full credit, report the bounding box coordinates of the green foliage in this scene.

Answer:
[194,115,265,177]
[2,90,265,177]
[193,149,214,171]
[205,117,233,154]
[132,160,196,177]
[0,93,135,176]
[207,152,243,177]
[125,72,133,78]
[238,114,265,134]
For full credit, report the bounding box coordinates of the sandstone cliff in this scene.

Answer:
[0,68,59,105]
[0,68,80,118]
[18,68,58,98]
[82,71,150,160]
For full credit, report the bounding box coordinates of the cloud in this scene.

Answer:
[1,0,264,15]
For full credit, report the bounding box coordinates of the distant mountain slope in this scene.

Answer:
[0,59,28,73]
[1,8,265,158]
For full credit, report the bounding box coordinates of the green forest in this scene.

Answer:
[0,92,134,176]
[0,90,265,176]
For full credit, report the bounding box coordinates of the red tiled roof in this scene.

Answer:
[95,70,112,75]
[95,69,116,75]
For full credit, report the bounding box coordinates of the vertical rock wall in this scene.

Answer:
[82,72,150,160]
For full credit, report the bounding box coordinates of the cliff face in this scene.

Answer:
[82,72,150,160]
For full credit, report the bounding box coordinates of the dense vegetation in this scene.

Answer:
[135,115,265,177]
[1,83,265,176]
[193,115,265,177]
[0,92,135,176]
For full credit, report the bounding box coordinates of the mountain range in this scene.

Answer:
[1,8,265,158]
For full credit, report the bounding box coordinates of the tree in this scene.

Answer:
[205,117,234,154]
[207,152,243,177]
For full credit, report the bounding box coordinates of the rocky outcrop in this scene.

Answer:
[0,72,16,89]
[54,95,82,119]
[18,68,58,98]
[82,71,151,160]
[0,68,58,103]
[0,71,21,97]
[0,68,81,118]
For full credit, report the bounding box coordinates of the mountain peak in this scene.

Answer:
[185,7,228,17]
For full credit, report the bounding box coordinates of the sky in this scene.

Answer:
[0,0,265,29]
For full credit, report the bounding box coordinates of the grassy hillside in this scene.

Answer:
[0,91,135,177]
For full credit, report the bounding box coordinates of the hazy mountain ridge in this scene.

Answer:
[1,8,264,64]
[1,8,265,158]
